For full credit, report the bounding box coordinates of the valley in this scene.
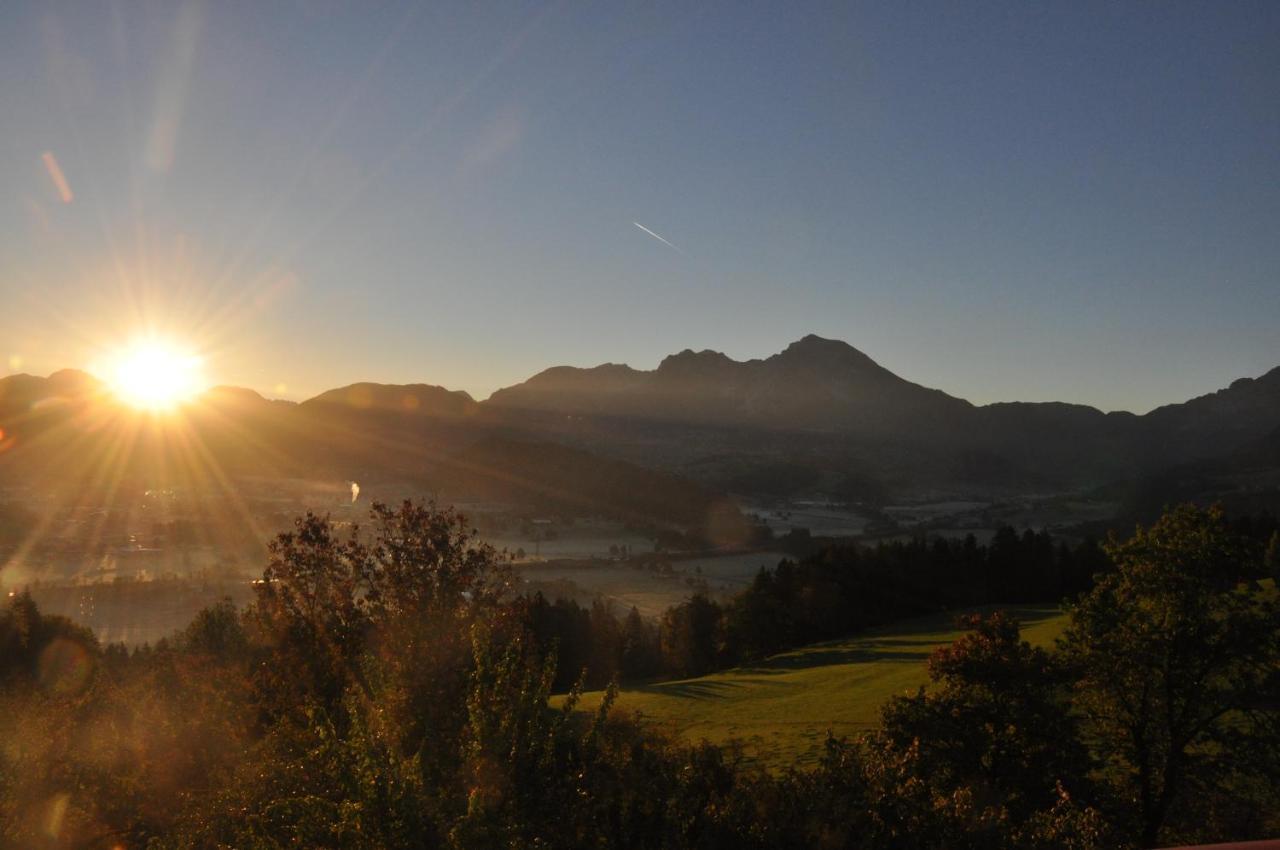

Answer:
[563,605,1068,770]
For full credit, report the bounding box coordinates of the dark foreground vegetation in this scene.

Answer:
[2,502,1279,848]
[529,525,1116,689]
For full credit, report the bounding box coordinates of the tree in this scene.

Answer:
[660,594,723,677]
[361,499,511,619]
[249,510,374,712]
[1060,504,1280,847]
[620,606,657,680]
[878,612,1091,822]
[588,599,621,686]
[450,620,595,847]
[178,597,247,660]
[248,500,511,746]
[723,566,794,660]
[0,590,98,687]
[162,501,519,846]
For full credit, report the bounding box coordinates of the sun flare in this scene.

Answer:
[106,340,207,410]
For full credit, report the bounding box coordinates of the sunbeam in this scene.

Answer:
[104,338,206,410]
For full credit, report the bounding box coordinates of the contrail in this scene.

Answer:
[633,221,684,254]
[41,152,74,203]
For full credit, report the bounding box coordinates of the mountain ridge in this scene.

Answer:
[6,338,1275,421]
[4,336,1279,505]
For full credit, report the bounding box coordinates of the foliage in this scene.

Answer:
[524,528,1110,691]
[660,593,725,677]
[249,501,510,723]
[719,529,1107,664]
[1060,503,1280,847]
[878,612,1091,821]
[0,502,1276,848]
[0,590,98,685]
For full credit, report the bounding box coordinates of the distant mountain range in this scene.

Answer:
[0,368,744,543]
[3,335,1280,534]
[485,335,1280,501]
[489,335,971,435]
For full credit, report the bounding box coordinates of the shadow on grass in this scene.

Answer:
[637,674,812,700]
[734,644,930,675]
[699,605,1062,681]
[638,680,747,700]
[603,605,1063,703]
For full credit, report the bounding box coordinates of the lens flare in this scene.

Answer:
[37,637,94,696]
[106,339,207,410]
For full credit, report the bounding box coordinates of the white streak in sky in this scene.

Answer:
[633,221,684,254]
[41,152,74,203]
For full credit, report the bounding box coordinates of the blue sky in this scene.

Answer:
[1,1,1277,412]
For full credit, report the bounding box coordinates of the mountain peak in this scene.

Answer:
[203,385,269,404]
[303,382,477,417]
[0,369,101,414]
[782,334,859,354]
[795,333,839,346]
[656,348,736,376]
[45,368,102,395]
[772,335,883,374]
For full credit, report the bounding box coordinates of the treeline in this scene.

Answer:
[2,502,1278,848]
[525,527,1112,687]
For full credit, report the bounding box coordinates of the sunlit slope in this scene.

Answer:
[0,371,743,536]
[566,606,1067,770]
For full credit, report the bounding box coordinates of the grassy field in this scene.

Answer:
[564,605,1068,770]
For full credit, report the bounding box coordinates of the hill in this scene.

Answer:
[1109,422,1280,523]
[488,335,973,438]
[564,605,1067,770]
[486,337,1280,499]
[5,336,1280,527]
[302,382,479,418]
[0,370,737,539]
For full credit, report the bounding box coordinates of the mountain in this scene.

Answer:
[1110,423,1280,523]
[1137,367,1280,465]
[486,336,1280,498]
[0,368,101,421]
[303,382,478,418]
[3,337,1279,521]
[488,335,973,438]
[0,369,738,542]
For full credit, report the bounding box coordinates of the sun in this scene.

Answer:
[106,339,207,410]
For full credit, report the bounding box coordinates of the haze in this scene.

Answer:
[6,5,1280,846]
[1,1,1278,412]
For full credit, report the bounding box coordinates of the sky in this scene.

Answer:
[0,1,1277,413]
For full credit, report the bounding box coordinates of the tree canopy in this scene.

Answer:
[1061,504,1280,846]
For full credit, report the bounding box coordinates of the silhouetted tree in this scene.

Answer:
[178,597,247,660]
[620,605,658,680]
[1061,504,1280,847]
[660,594,723,677]
[879,612,1091,821]
[1267,530,1280,582]
[0,589,98,685]
[249,500,510,715]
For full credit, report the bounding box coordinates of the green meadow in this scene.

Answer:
[566,605,1068,770]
